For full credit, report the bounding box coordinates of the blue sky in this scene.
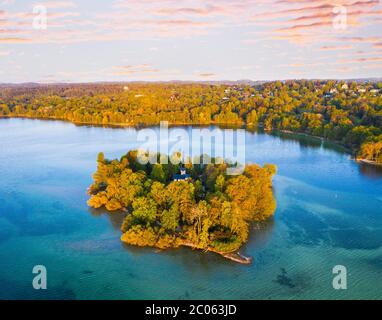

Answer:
[0,0,382,82]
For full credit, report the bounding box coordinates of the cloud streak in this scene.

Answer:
[1,0,381,82]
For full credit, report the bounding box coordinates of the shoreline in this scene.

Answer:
[120,236,253,265]
[0,115,243,129]
[179,241,252,265]
[356,158,382,166]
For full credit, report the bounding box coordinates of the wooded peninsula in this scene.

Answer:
[87,151,277,262]
[1,80,381,163]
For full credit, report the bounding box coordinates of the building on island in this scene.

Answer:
[173,167,191,182]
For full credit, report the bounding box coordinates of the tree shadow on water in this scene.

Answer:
[274,268,296,289]
[358,162,382,179]
[88,207,126,231]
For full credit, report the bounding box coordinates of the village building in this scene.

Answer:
[172,167,191,182]
[330,88,338,94]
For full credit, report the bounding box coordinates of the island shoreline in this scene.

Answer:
[178,241,253,264]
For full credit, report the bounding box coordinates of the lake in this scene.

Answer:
[0,118,381,300]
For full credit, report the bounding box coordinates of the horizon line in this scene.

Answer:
[1,77,382,86]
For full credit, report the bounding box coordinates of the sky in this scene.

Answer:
[0,0,381,83]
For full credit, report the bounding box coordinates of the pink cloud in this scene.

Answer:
[111,64,160,76]
[0,37,30,43]
[198,73,216,77]
[251,0,380,47]
[153,5,229,17]
[320,45,354,50]
[338,56,382,63]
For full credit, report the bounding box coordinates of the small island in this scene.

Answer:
[87,151,277,263]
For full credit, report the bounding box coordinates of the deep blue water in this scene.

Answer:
[0,118,381,300]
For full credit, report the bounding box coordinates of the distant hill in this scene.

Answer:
[1,78,382,89]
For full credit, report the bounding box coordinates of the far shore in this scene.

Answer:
[0,115,244,129]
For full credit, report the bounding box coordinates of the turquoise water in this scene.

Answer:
[0,118,381,300]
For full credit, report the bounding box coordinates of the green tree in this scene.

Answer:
[161,204,180,232]
[150,164,166,183]
[215,174,225,192]
[132,197,157,224]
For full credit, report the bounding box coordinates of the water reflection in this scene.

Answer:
[271,131,323,149]
[89,207,126,231]
[358,162,382,179]
[246,218,275,250]
[245,126,351,155]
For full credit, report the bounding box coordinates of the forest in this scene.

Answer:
[87,151,277,255]
[1,80,381,163]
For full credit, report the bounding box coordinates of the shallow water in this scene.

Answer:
[0,118,381,300]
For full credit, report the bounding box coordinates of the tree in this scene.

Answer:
[91,152,108,189]
[246,110,258,126]
[105,198,123,211]
[132,197,157,224]
[194,180,204,201]
[149,181,168,207]
[87,191,108,208]
[161,204,180,232]
[150,164,166,183]
[215,174,225,192]
[167,181,195,222]
[359,138,382,163]
[199,217,212,249]
[190,200,209,240]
